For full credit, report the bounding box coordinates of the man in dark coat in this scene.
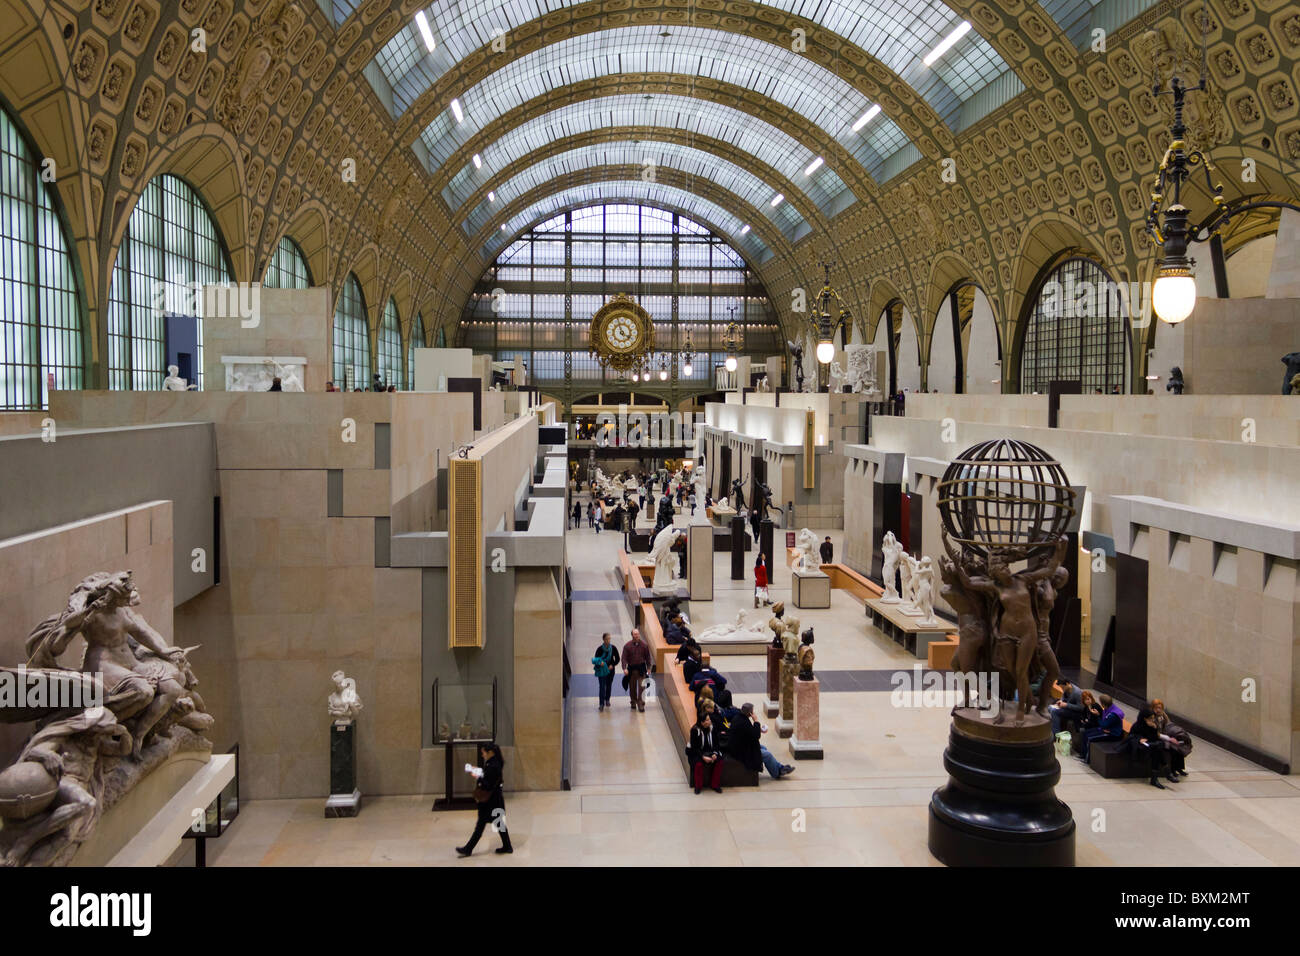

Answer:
[729,703,793,779]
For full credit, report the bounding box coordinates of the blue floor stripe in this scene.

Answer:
[570,589,628,601]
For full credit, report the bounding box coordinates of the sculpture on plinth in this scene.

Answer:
[880,531,902,602]
[1166,366,1185,394]
[162,364,191,391]
[696,610,769,644]
[910,556,939,626]
[730,478,746,511]
[928,439,1077,867]
[650,525,685,594]
[797,628,815,680]
[898,551,917,612]
[787,339,806,393]
[0,571,213,866]
[327,670,363,721]
[793,528,822,572]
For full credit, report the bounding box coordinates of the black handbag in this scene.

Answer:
[621,674,630,690]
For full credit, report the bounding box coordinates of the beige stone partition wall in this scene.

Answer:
[0,502,175,769]
[869,415,1300,543]
[1058,394,1300,447]
[45,391,477,799]
[842,444,905,577]
[1112,497,1300,768]
[204,286,332,394]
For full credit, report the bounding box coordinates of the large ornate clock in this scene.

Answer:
[588,294,655,375]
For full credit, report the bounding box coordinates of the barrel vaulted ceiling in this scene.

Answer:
[2,0,1298,390]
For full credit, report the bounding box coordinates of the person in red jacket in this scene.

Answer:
[753,554,771,607]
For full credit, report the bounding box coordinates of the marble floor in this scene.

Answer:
[207,504,1300,866]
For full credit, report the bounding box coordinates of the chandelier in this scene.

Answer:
[807,261,852,363]
[721,306,742,372]
[1145,23,1300,323]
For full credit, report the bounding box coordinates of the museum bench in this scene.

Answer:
[1087,738,1153,779]
[659,660,759,789]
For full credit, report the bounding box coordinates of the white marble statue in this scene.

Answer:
[829,361,846,392]
[162,364,191,391]
[899,554,927,616]
[911,556,938,625]
[649,526,684,594]
[843,345,878,394]
[897,550,915,609]
[328,670,363,721]
[695,609,769,644]
[880,531,901,602]
[266,358,304,392]
[794,527,822,573]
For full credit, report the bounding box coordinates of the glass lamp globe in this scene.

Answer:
[683,360,693,376]
[631,371,639,382]
[1152,271,1196,324]
[659,365,668,381]
[815,339,835,364]
[724,355,738,373]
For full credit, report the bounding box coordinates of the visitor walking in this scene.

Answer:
[572,500,582,530]
[594,499,603,533]
[587,501,595,528]
[592,632,620,711]
[621,628,652,712]
[820,536,833,564]
[754,553,771,607]
[455,742,513,856]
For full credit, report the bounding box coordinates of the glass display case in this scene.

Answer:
[182,744,240,865]
[431,678,498,811]
[432,678,496,744]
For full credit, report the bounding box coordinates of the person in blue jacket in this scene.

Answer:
[591,632,620,712]
[1080,694,1125,761]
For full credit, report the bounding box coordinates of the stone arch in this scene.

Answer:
[280,200,331,290]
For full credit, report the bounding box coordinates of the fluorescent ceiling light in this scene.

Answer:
[769,193,784,207]
[804,157,824,176]
[740,225,750,235]
[414,11,436,52]
[924,21,971,66]
[488,191,495,202]
[472,154,482,169]
[852,104,881,132]
[451,98,464,123]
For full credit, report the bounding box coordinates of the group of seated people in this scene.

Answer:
[1049,682,1192,789]
[668,615,795,794]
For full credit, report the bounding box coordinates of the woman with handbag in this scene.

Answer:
[456,742,513,856]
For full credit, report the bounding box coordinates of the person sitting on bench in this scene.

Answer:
[688,712,725,794]
[730,703,794,780]
[1079,694,1124,761]
[1125,708,1180,789]
[1049,679,1085,735]
[1151,698,1191,778]
[680,643,703,685]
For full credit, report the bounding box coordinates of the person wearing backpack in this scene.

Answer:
[591,632,620,711]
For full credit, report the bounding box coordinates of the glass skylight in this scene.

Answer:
[439,94,850,215]
[461,141,807,239]
[417,26,917,184]
[482,181,771,263]
[369,1,1017,130]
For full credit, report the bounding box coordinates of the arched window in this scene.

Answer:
[377,297,401,390]
[408,311,425,389]
[333,274,370,389]
[108,174,232,391]
[263,235,311,288]
[0,106,85,409]
[1020,257,1128,394]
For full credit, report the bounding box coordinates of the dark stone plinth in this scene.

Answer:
[928,709,1075,866]
[730,516,746,580]
[326,719,361,818]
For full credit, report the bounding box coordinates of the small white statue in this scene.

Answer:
[794,527,822,573]
[911,556,938,625]
[327,670,363,721]
[900,554,927,616]
[696,609,769,644]
[649,525,684,594]
[880,531,901,602]
[162,364,190,391]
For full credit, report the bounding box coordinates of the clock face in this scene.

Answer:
[604,313,640,352]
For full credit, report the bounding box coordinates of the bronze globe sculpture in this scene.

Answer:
[928,439,1078,867]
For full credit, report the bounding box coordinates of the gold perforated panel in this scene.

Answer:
[447,457,483,649]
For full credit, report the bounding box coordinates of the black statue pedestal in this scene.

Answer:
[325,719,362,818]
[730,516,746,580]
[928,708,1074,866]
[759,518,775,577]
